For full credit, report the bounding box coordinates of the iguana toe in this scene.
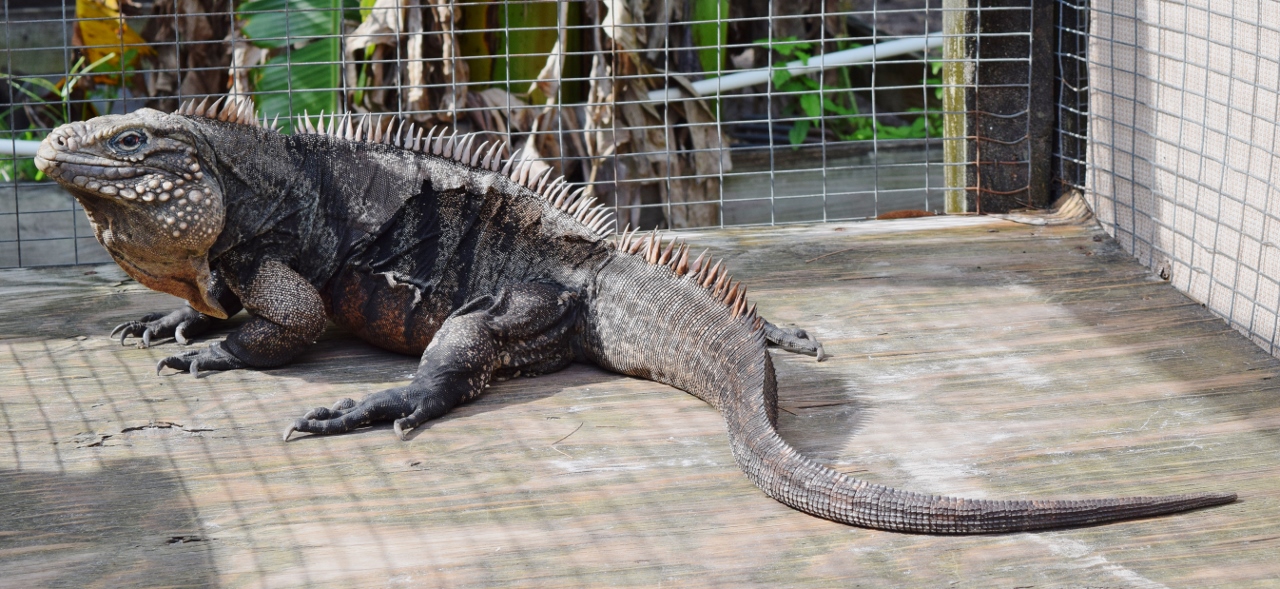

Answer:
[393,407,432,441]
[174,323,190,345]
[156,350,197,375]
[112,307,218,348]
[285,388,412,439]
[156,343,248,376]
[113,313,163,347]
[302,399,356,421]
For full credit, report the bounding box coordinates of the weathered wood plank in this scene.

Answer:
[1,216,1276,588]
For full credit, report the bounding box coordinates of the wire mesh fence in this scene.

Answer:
[1066,0,1280,357]
[2,0,1039,268]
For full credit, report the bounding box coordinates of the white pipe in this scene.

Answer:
[2,140,42,158]
[648,35,945,101]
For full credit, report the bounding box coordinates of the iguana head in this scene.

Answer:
[34,107,230,317]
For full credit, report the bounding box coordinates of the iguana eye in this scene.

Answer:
[113,130,146,152]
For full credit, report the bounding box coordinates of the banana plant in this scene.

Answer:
[239,0,357,132]
[691,0,728,75]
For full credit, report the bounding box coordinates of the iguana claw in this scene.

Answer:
[157,350,197,375]
[155,343,247,376]
[112,307,216,348]
[113,312,164,347]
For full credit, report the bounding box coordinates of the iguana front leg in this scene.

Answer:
[113,268,244,348]
[156,260,325,376]
[284,282,579,441]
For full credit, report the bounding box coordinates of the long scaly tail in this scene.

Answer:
[584,242,1235,534]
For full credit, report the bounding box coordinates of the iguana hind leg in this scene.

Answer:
[284,282,580,441]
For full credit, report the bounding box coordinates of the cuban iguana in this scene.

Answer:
[34,97,1235,534]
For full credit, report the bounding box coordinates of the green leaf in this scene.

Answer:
[772,68,792,87]
[755,36,802,56]
[2,78,54,102]
[491,0,559,96]
[691,0,728,74]
[789,119,810,146]
[852,121,874,140]
[799,93,821,118]
[822,96,852,116]
[252,37,343,133]
[87,49,140,76]
[240,0,343,49]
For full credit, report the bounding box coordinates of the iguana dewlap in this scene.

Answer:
[34,98,1234,533]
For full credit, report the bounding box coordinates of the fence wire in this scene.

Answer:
[1,0,1031,268]
[1065,0,1280,357]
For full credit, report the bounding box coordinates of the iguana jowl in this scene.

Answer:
[35,97,1234,534]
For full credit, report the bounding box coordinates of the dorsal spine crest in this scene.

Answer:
[608,225,761,331]
[173,96,616,238]
[180,90,755,329]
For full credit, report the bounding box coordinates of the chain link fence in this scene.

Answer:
[3,0,1042,267]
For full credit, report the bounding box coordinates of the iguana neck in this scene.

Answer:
[197,121,423,286]
[195,120,318,260]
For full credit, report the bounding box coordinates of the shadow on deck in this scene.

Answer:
[1,216,1276,587]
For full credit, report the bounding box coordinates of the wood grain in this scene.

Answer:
[1,216,1276,588]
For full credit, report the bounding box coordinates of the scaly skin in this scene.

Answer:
[35,97,1234,534]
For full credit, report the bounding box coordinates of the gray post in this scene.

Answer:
[949,0,1055,214]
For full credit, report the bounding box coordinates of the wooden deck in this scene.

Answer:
[1,216,1277,588]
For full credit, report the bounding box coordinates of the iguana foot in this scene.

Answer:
[763,321,827,361]
[283,386,448,441]
[112,306,218,348]
[156,343,248,376]
[284,282,579,442]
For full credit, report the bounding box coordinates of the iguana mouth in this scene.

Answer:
[38,158,145,184]
[38,133,202,205]
[36,136,146,189]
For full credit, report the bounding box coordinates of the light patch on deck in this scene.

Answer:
[549,459,652,474]
[1031,535,1172,589]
